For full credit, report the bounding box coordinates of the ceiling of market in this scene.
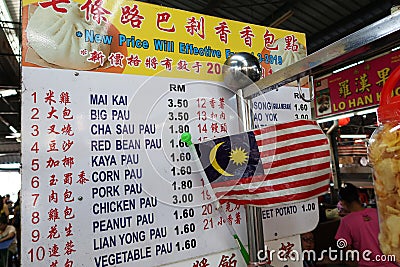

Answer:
[0,0,399,166]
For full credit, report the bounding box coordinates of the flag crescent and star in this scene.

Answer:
[209,142,248,177]
[194,120,332,207]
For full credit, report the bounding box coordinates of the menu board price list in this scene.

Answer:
[89,90,173,265]
[23,70,246,266]
[165,83,202,259]
[252,88,311,127]
[293,102,309,120]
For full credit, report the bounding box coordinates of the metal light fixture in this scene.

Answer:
[340,134,367,139]
[316,113,355,123]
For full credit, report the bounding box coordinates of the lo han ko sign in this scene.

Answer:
[314,49,400,118]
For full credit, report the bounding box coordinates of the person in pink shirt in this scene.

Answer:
[335,183,398,266]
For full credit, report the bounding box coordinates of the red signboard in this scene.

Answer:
[314,50,400,118]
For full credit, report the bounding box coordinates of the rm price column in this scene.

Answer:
[166,83,198,255]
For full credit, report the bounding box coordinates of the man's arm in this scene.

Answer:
[0,227,15,243]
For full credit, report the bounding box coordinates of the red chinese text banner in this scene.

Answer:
[314,50,400,118]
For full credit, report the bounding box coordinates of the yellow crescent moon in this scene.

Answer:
[209,142,233,177]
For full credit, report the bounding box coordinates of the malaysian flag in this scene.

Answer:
[194,120,331,206]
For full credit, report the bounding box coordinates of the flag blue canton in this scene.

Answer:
[195,132,264,183]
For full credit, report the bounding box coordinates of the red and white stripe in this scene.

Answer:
[212,120,331,207]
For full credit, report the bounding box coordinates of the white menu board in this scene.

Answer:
[252,86,311,128]
[22,67,248,267]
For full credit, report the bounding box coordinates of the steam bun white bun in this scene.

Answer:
[26,1,111,70]
[270,37,306,73]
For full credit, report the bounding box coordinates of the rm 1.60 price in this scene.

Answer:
[294,103,308,111]
[174,223,196,235]
[170,152,191,162]
[170,139,188,148]
[173,208,195,220]
[171,166,192,176]
[175,239,197,251]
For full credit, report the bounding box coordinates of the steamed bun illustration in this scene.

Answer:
[270,37,306,73]
[26,1,111,70]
